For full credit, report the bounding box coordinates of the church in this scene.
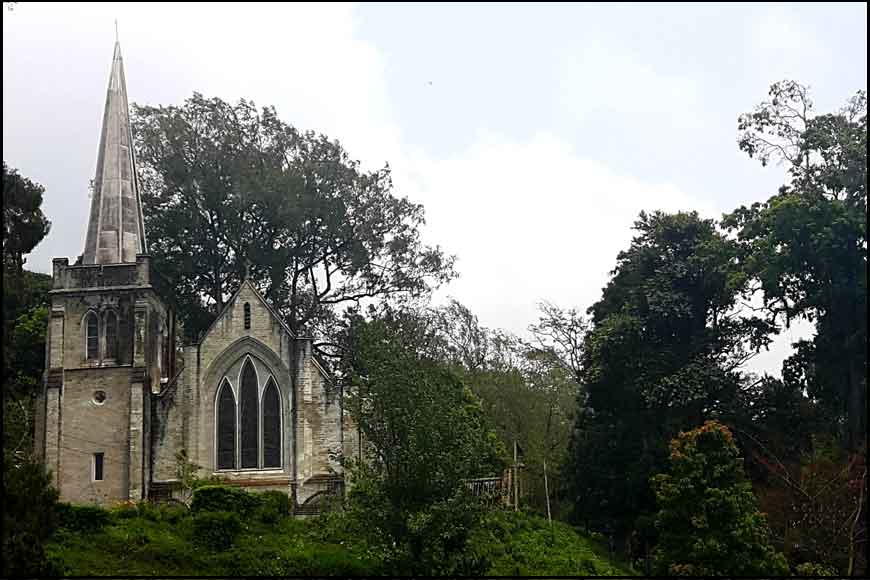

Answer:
[34,41,357,514]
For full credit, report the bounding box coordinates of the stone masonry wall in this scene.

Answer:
[58,367,132,504]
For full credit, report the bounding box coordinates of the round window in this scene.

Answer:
[93,390,107,405]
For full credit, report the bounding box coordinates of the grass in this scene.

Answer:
[46,502,632,576]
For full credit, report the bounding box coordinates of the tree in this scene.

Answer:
[339,306,505,573]
[565,211,774,544]
[132,94,455,345]
[2,161,51,278]
[726,81,867,450]
[525,301,587,380]
[651,420,789,576]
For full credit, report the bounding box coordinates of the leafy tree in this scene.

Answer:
[565,210,773,544]
[131,94,455,344]
[651,420,789,576]
[339,306,505,573]
[2,161,51,277]
[726,81,867,449]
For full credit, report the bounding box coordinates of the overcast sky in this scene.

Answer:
[3,2,867,376]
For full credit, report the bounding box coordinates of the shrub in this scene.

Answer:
[135,501,163,521]
[192,510,241,551]
[110,500,138,520]
[190,485,261,516]
[796,562,839,576]
[56,503,110,533]
[158,503,190,524]
[651,421,789,576]
[255,490,292,523]
[2,453,61,578]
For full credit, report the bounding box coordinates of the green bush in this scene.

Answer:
[192,510,241,551]
[158,503,190,524]
[255,490,292,523]
[110,502,138,520]
[190,485,262,516]
[795,562,839,576]
[2,453,61,578]
[56,503,110,533]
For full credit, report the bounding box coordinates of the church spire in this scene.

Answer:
[82,39,147,264]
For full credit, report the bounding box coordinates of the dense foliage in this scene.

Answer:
[651,421,788,576]
[565,210,770,544]
[131,95,455,343]
[43,488,630,576]
[727,82,867,450]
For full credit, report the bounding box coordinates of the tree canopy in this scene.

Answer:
[132,94,455,344]
[726,81,867,449]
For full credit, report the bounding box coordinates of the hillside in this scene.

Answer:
[45,501,632,576]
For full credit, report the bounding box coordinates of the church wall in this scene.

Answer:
[151,377,184,483]
[294,340,345,506]
[58,367,132,504]
[190,284,294,483]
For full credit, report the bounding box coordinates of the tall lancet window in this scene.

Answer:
[216,380,236,470]
[85,312,99,360]
[105,312,118,360]
[239,359,259,469]
[262,378,281,468]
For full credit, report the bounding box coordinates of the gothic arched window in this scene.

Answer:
[262,377,281,468]
[216,380,236,470]
[85,312,99,360]
[239,359,259,468]
[244,303,251,330]
[105,312,118,360]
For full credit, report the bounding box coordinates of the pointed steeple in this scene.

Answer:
[82,40,147,264]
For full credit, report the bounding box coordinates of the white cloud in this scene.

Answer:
[2,2,811,376]
[555,48,705,131]
[402,131,718,338]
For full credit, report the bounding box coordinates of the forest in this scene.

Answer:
[2,79,866,577]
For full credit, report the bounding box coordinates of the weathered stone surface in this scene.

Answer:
[82,41,146,265]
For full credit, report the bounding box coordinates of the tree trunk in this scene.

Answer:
[543,459,552,525]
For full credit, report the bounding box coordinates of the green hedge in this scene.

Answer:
[190,485,262,516]
[192,511,242,551]
[256,490,292,523]
[56,503,110,533]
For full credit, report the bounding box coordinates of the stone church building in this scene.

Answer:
[35,42,356,513]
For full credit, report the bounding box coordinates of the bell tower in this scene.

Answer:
[36,40,176,506]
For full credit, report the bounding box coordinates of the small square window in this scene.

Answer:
[93,452,104,481]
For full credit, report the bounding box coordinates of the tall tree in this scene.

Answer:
[132,94,455,344]
[726,81,867,449]
[565,211,773,544]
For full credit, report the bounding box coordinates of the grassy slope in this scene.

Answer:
[46,505,632,576]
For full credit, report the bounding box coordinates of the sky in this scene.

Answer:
[3,2,867,376]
